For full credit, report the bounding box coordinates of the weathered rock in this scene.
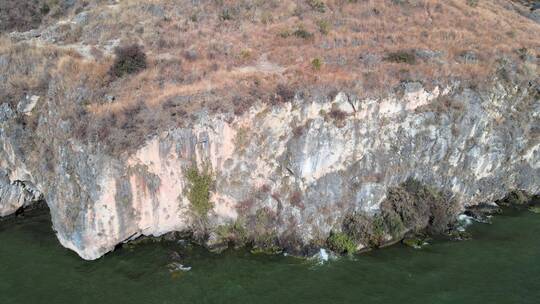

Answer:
[0,82,539,260]
[465,203,502,223]
[0,171,43,217]
[17,95,40,115]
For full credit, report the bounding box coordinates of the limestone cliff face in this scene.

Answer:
[0,82,539,259]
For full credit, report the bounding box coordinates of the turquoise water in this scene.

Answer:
[1,209,539,304]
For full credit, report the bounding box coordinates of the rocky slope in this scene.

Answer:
[1,80,538,259]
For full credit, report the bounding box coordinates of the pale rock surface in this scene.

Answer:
[0,82,539,259]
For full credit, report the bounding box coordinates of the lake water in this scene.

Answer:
[1,208,539,304]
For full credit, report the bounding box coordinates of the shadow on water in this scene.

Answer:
[1,206,540,304]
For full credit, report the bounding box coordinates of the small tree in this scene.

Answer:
[109,44,147,78]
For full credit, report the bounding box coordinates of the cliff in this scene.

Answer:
[1,81,538,259]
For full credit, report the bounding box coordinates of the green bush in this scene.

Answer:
[311,57,323,70]
[327,231,356,255]
[186,166,214,217]
[109,44,147,78]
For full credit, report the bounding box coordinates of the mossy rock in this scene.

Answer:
[402,237,428,249]
[448,230,472,241]
[528,206,540,214]
[497,190,530,207]
[250,245,283,255]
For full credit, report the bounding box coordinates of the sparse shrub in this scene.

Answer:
[311,57,323,70]
[278,28,291,38]
[216,220,248,245]
[517,47,530,61]
[381,178,460,235]
[252,232,281,254]
[270,83,296,104]
[249,207,281,253]
[109,44,147,78]
[466,0,479,8]
[185,166,214,217]
[219,8,233,21]
[383,211,406,238]
[40,3,50,15]
[0,0,62,32]
[232,95,252,115]
[343,212,375,245]
[292,125,305,137]
[237,197,255,213]
[308,0,326,13]
[234,126,250,152]
[496,190,530,207]
[239,49,252,61]
[290,190,304,208]
[328,107,347,121]
[260,11,273,25]
[341,180,459,251]
[293,26,314,39]
[370,214,387,247]
[327,231,356,255]
[316,19,330,34]
[384,50,417,64]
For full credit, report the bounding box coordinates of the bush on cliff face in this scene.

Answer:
[109,44,147,78]
[381,179,460,235]
[339,179,460,252]
[185,167,213,218]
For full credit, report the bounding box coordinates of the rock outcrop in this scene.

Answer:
[0,80,538,259]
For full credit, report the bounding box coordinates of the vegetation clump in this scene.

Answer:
[327,231,356,255]
[316,19,330,34]
[402,236,428,249]
[466,0,479,7]
[528,206,540,214]
[311,57,323,70]
[384,50,417,64]
[339,179,460,253]
[495,190,530,207]
[109,44,147,78]
[293,26,314,39]
[185,166,214,217]
[308,0,326,13]
[216,220,248,246]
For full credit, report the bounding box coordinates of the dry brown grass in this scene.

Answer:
[78,0,538,104]
[1,0,538,154]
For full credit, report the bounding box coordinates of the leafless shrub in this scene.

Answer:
[109,44,147,78]
[270,83,296,105]
[289,190,304,209]
[328,108,347,121]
